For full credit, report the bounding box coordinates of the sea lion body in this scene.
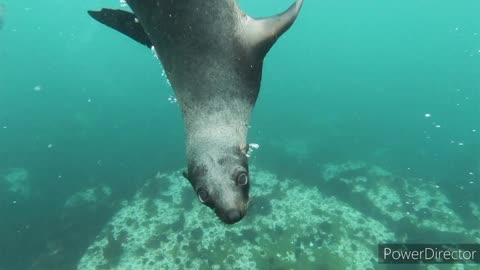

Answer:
[89,0,303,224]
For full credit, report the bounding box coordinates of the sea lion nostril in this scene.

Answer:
[226,209,243,224]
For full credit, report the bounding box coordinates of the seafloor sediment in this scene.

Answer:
[77,163,479,270]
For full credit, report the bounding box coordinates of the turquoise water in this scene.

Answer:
[0,0,479,269]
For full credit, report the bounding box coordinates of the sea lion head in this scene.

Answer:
[184,145,250,224]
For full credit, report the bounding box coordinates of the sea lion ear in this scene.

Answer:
[240,143,249,155]
[242,0,304,58]
[182,171,190,181]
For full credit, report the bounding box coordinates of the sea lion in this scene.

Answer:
[88,0,303,224]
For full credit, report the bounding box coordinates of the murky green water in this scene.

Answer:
[0,0,478,269]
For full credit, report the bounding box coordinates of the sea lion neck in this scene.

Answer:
[184,103,250,156]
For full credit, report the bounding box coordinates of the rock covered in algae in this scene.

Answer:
[78,168,394,269]
[320,162,479,237]
[2,168,31,197]
[64,185,112,209]
[78,163,479,270]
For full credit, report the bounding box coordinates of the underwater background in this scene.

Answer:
[0,0,479,269]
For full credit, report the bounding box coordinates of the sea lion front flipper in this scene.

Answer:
[88,8,152,48]
[244,0,304,58]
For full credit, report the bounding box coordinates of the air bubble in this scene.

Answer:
[167,95,177,104]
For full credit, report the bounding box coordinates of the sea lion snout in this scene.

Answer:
[226,209,243,223]
[193,173,249,224]
[194,180,249,224]
[217,208,245,224]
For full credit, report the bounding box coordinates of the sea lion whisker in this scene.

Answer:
[246,194,256,210]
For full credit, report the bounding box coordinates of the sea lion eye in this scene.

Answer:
[197,189,209,203]
[236,172,249,186]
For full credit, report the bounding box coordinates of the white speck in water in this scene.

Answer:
[87,98,92,103]
[434,185,440,189]
[34,85,42,91]
[119,0,127,7]
[472,129,477,133]
[2,126,6,129]
[468,172,474,175]
[424,113,431,118]
[458,142,464,146]
[454,27,459,31]
[435,124,441,128]
[47,144,53,148]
